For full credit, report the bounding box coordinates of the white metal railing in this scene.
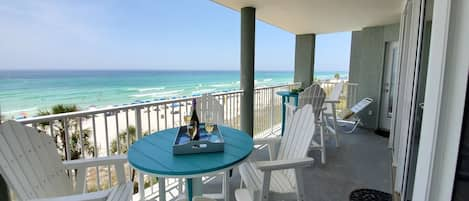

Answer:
[318,81,359,115]
[253,85,291,135]
[13,82,357,200]
[14,84,294,200]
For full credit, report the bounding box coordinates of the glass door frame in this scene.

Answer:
[392,0,426,198]
[411,0,469,200]
[391,0,469,200]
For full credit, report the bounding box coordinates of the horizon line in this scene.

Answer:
[0,69,349,72]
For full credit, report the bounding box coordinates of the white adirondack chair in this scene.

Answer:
[298,84,327,164]
[235,104,316,201]
[195,94,228,200]
[323,82,343,147]
[0,120,132,201]
[196,94,224,125]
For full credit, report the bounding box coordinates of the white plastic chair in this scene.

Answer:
[235,105,316,201]
[298,84,327,164]
[323,82,343,147]
[0,120,132,201]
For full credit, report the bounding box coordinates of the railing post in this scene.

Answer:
[135,107,145,201]
[346,84,350,108]
[270,87,274,134]
[63,118,71,161]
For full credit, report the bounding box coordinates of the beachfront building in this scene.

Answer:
[1,0,468,201]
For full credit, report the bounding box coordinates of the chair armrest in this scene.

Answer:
[285,102,297,109]
[253,137,281,146]
[28,188,111,201]
[255,157,314,171]
[324,99,340,103]
[62,155,128,193]
[62,155,127,170]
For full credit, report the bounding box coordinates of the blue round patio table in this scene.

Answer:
[128,126,253,201]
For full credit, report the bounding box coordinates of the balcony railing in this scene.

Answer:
[13,81,358,200]
[318,81,359,116]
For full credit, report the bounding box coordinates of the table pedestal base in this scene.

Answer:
[186,178,203,201]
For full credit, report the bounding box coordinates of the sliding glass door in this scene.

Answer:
[392,0,434,200]
[400,0,434,200]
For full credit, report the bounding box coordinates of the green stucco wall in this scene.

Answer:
[349,23,400,129]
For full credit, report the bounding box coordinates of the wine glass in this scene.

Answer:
[205,114,215,135]
[205,123,214,134]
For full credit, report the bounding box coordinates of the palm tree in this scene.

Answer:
[110,125,151,154]
[334,73,341,80]
[110,126,155,193]
[38,104,94,160]
[111,126,137,154]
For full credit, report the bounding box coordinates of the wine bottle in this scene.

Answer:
[190,98,200,140]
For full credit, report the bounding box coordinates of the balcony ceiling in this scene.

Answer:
[213,0,403,34]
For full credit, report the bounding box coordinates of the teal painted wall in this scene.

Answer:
[349,23,400,129]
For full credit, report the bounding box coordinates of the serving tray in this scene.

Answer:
[173,123,224,155]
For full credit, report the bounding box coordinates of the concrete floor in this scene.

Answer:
[202,125,393,201]
[142,125,393,201]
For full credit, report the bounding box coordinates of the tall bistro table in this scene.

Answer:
[276,91,341,135]
[128,126,253,201]
[276,91,299,135]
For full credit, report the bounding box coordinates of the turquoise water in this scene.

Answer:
[0,70,348,118]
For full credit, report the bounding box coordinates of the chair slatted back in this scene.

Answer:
[284,103,296,126]
[350,97,374,113]
[196,94,224,125]
[329,82,344,101]
[299,84,326,120]
[276,104,316,186]
[0,120,73,200]
[325,83,344,113]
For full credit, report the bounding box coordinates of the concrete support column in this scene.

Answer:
[294,34,316,87]
[240,7,255,137]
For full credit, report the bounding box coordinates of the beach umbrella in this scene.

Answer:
[20,112,28,118]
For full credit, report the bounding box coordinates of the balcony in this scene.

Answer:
[8,81,371,201]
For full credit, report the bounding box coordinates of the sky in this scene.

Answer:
[0,0,351,71]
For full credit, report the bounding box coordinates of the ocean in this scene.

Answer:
[0,70,348,118]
